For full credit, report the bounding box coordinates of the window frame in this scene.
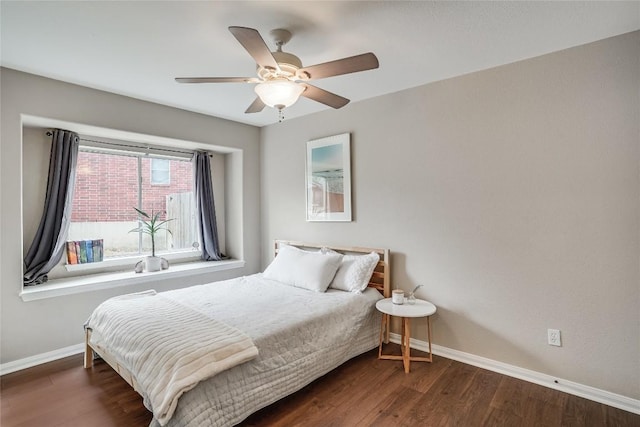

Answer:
[68,145,198,262]
[150,157,171,185]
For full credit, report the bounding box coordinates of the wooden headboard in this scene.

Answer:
[274,240,391,298]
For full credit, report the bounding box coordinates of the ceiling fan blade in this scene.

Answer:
[228,26,280,71]
[299,52,379,80]
[299,84,350,109]
[175,77,259,83]
[245,97,266,114]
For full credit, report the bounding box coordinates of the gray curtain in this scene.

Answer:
[23,129,79,285]
[193,151,224,261]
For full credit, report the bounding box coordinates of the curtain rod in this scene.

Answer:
[45,131,207,157]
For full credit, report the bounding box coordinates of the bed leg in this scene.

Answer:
[84,328,93,368]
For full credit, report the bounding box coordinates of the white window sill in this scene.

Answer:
[62,250,202,274]
[20,259,245,302]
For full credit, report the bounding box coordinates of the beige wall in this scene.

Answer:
[260,31,640,399]
[0,68,261,362]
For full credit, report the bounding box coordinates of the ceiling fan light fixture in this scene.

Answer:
[254,79,305,109]
[176,26,379,117]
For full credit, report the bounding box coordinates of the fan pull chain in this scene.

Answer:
[278,107,285,123]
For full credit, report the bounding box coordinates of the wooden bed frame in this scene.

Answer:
[84,240,391,400]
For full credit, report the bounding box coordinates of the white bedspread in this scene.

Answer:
[86,289,259,426]
[149,274,383,427]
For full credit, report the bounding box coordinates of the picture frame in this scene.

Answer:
[306,133,352,222]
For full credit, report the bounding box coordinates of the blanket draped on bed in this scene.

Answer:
[85,290,258,426]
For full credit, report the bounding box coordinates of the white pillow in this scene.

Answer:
[263,245,343,292]
[329,251,380,293]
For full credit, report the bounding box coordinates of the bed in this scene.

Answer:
[84,240,391,426]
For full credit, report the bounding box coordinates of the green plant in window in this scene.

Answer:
[129,208,174,257]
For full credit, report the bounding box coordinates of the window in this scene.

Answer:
[19,119,240,301]
[69,148,198,259]
[151,158,170,185]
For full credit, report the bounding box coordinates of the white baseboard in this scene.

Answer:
[388,333,640,415]
[0,343,84,376]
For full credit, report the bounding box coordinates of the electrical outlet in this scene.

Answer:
[548,329,562,347]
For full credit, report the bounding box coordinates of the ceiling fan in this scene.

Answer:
[175,26,379,118]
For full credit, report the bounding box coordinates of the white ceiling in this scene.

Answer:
[2,1,639,127]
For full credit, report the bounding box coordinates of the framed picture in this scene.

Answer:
[306,133,352,222]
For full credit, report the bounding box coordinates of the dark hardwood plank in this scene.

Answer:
[605,404,640,427]
[522,382,567,427]
[2,350,639,427]
[561,394,608,426]
[490,376,530,418]
[398,347,453,394]
[1,355,152,427]
[482,407,526,426]
[356,385,424,426]
[296,357,402,426]
[403,360,478,425]
[452,365,503,424]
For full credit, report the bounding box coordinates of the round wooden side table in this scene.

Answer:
[376,297,437,373]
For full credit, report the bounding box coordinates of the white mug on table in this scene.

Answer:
[392,289,404,305]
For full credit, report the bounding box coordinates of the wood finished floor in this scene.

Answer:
[1,346,638,427]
